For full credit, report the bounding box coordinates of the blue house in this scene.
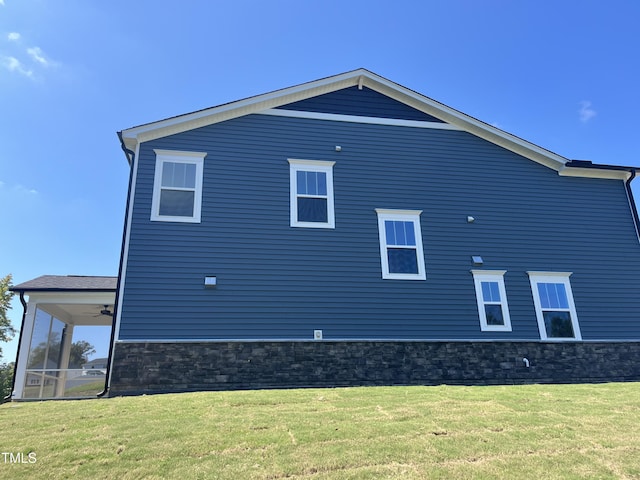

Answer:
[10,69,640,399]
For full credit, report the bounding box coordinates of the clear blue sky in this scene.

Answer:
[2,0,639,362]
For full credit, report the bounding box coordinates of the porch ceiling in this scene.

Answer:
[14,276,117,326]
[40,303,114,326]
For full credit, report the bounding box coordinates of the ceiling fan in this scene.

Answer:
[94,305,114,317]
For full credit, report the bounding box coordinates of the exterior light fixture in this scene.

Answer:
[471,256,484,267]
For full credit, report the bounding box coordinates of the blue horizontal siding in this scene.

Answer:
[119,113,640,341]
[276,86,444,123]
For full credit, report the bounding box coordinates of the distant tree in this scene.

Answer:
[0,274,16,360]
[27,332,96,370]
[26,332,61,369]
[68,340,96,369]
[0,362,14,399]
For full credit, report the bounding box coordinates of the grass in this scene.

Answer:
[62,381,105,397]
[1,383,639,479]
[22,380,105,399]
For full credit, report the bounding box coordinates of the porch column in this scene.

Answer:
[54,324,74,397]
[12,301,38,400]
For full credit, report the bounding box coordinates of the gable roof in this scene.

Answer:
[11,275,117,292]
[119,68,634,181]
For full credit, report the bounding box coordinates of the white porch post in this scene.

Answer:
[54,324,74,397]
[12,300,38,400]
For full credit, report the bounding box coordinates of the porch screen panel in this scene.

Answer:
[27,308,52,369]
[23,308,64,398]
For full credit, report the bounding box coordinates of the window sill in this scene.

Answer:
[150,215,201,223]
[290,222,335,229]
[382,273,426,281]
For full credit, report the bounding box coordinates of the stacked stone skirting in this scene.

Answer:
[108,341,640,396]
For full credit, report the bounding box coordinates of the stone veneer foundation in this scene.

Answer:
[108,341,640,396]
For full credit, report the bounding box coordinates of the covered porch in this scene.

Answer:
[10,275,116,400]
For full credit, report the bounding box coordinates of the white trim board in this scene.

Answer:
[259,108,463,130]
[119,69,632,187]
[375,209,426,280]
[109,140,141,390]
[288,159,336,229]
[24,291,116,306]
[150,149,206,223]
[471,270,512,333]
[528,272,582,341]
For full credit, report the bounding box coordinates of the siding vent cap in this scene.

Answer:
[335,145,342,152]
[314,330,323,340]
[467,216,475,223]
[471,256,484,267]
[204,276,217,288]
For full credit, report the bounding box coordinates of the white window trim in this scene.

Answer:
[375,209,426,280]
[528,271,582,341]
[288,159,335,228]
[151,149,206,223]
[471,270,512,332]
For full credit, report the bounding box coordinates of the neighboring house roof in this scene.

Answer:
[11,275,117,292]
[82,357,108,368]
[118,68,635,181]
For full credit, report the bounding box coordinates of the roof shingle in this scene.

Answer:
[11,275,117,292]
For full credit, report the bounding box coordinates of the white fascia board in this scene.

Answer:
[120,69,371,148]
[558,166,631,181]
[119,68,569,173]
[119,68,630,181]
[25,291,116,305]
[359,74,570,171]
[359,74,633,181]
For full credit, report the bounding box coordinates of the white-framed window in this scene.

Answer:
[471,270,512,332]
[288,159,335,228]
[151,149,206,223]
[528,272,581,340]
[375,209,426,280]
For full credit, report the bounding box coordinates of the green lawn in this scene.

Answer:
[21,380,105,399]
[1,383,639,479]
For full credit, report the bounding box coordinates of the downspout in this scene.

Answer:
[2,291,28,403]
[97,132,136,398]
[624,168,640,242]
